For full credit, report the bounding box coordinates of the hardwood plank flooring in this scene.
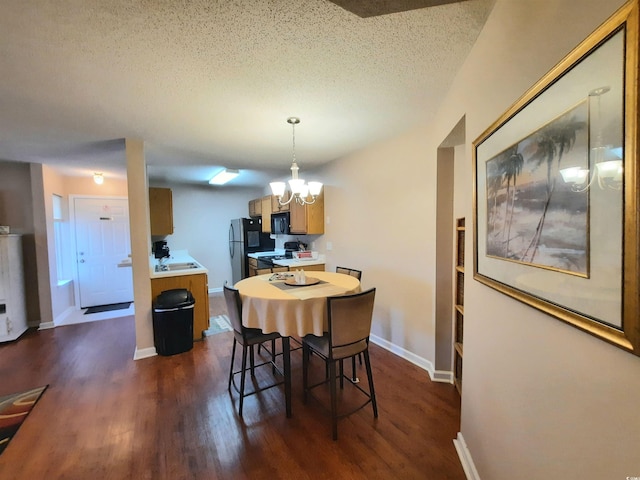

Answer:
[0,313,464,479]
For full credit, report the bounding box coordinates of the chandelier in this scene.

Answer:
[270,117,322,206]
[560,86,623,191]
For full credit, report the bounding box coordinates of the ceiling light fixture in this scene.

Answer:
[270,117,322,206]
[560,86,623,191]
[93,172,104,185]
[209,168,239,185]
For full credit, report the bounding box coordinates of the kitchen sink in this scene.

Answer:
[155,262,199,272]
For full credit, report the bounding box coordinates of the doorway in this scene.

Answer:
[434,116,466,383]
[72,196,134,309]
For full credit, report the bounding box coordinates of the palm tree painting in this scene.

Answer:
[485,101,589,276]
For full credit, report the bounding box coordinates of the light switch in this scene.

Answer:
[326,241,332,251]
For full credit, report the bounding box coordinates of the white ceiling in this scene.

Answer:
[0,0,494,186]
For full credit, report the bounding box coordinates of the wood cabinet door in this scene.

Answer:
[271,192,290,212]
[261,195,272,233]
[149,188,174,236]
[151,273,209,341]
[289,198,306,233]
[300,264,324,272]
[290,191,324,234]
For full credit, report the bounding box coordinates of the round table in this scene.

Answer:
[234,271,361,337]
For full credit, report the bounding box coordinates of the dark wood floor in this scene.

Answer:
[0,310,465,479]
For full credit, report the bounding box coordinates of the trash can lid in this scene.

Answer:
[154,288,195,309]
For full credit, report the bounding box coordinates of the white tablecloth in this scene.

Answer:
[234,271,361,337]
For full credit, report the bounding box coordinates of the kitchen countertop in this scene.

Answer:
[149,250,208,279]
[247,250,326,268]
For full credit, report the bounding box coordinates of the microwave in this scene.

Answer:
[271,212,290,235]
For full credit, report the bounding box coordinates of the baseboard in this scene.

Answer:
[432,369,454,383]
[133,346,157,360]
[38,321,56,330]
[453,432,481,480]
[53,305,76,325]
[208,286,223,294]
[369,334,452,383]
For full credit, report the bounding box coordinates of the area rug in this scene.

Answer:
[0,385,48,455]
[84,302,132,315]
[203,315,232,336]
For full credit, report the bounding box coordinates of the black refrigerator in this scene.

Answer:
[229,218,274,284]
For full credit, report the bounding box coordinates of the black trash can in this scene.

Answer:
[153,288,195,356]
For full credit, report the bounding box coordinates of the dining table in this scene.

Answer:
[234,271,362,417]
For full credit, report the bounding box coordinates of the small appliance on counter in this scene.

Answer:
[153,240,170,260]
[284,241,303,255]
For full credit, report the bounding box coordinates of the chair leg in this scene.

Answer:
[329,358,338,441]
[250,345,256,376]
[271,338,277,375]
[282,337,292,418]
[351,356,359,383]
[339,360,344,389]
[302,344,310,403]
[239,345,248,417]
[228,338,237,391]
[363,349,378,418]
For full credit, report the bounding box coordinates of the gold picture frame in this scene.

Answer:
[473,0,639,355]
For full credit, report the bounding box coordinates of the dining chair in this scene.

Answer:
[335,266,362,280]
[302,288,378,440]
[335,267,364,381]
[224,285,285,417]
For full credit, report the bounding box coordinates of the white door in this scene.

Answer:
[74,197,134,308]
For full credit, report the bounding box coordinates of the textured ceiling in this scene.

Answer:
[328,0,470,18]
[0,0,493,186]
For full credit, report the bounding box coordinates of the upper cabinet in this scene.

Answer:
[290,191,324,234]
[271,191,291,213]
[149,187,174,236]
[248,191,325,235]
[248,198,262,218]
[260,195,271,233]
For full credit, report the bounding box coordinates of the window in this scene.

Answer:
[52,194,70,283]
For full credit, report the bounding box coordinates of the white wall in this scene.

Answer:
[319,128,437,365]
[317,0,640,478]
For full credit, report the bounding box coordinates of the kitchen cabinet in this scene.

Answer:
[0,235,28,342]
[151,272,210,341]
[149,187,174,236]
[290,191,324,234]
[271,192,291,213]
[295,263,324,272]
[261,195,272,233]
[248,198,262,218]
[248,257,258,277]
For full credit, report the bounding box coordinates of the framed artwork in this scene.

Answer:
[473,0,640,355]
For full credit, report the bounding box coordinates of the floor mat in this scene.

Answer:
[84,302,132,315]
[0,385,48,455]
[203,315,232,336]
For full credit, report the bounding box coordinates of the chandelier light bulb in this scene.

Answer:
[270,117,323,206]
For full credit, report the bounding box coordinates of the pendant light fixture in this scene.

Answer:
[270,117,322,206]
